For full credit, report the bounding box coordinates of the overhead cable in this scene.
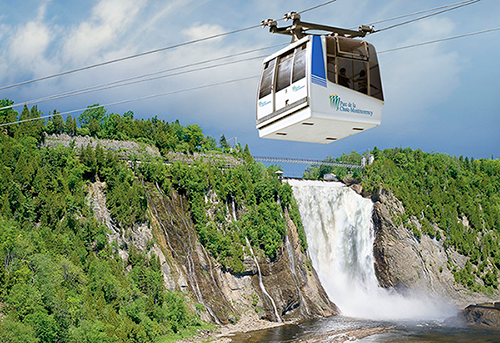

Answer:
[374,0,480,33]
[378,26,500,54]
[7,55,265,109]
[0,25,261,92]
[299,0,338,14]
[0,44,287,111]
[0,0,338,92]
[0,76,259,128]
[2,25,499,128]
[3,0,485,112]
[366,0,480,27]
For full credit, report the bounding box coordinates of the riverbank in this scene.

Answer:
[176,313,288,343]
[295,326,396,343]
[184,313,500,343]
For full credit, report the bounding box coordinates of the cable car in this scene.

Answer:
[257,13,384,144]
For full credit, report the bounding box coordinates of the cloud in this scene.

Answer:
[379,17,460,112]
[2,0,494,162]
[36,0,51,21]
[8,21,52,67]
[181,23,225,41]
[62,0,147,65]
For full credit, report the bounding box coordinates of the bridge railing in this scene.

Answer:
[253,156,364,169]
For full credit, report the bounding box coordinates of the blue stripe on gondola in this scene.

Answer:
[312,75,327,87]
[311,35,326,88]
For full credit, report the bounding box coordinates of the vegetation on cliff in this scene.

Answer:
[305,147,500,293]
[0,101,308,341]
[139,155,307,274]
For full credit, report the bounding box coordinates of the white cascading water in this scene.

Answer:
[288,179,454,321]
[231,197,282,322]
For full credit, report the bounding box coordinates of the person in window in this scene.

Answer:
[356,69,367,94]
[338,68,350,88]
[327,58,336,83]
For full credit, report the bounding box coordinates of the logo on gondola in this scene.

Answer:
[258,100,271,107]
[329,94,373,116]
[292,85,305,92]
[329,94,341,110]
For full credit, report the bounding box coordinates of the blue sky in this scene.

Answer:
[1,0,499,175]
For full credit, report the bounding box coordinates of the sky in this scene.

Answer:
[1,0,499,175]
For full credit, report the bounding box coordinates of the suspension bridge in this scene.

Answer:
[253,156,365,169]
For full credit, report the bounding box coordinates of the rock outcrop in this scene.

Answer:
[461,303,500,328]
[88,180,338,325]
[369,186,498,307]
[43,133,161,159]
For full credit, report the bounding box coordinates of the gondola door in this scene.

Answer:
[257,59,275,121]
[274,43,308,114]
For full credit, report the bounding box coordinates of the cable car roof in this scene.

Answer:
[263,36,309,64]
[262,12,374,42]
[256,13,383,144]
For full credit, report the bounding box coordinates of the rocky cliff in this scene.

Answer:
[88,180,338,326]
[364,186,499,307]
[460,302,500,328]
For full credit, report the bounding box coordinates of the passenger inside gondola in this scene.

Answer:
[356,70,367,94]
[338,68,350,88]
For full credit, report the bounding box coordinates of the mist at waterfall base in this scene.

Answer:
[288,179,456,321]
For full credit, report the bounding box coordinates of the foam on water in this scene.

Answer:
[289,179,455,321]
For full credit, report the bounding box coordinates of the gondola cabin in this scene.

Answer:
[256,32,384,144]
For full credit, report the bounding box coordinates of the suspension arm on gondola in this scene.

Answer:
[262,12,373,41]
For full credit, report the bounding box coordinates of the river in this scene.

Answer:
[227,180,499,342]
[229,315,500,342]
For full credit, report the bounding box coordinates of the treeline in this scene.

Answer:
[303,151,364,180]
[0,102,225,342]
[306,148,500,292]
[0,99,226,154]
[138,152,307,274]
[0,100,306,341]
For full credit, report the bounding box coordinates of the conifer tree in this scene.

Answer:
[78,104,106,128]
[219,134,230,152]
[65,115,77,136]
[89,118,100,137]
[29,105,44,139]
[18,105,31,137]
[52,112,64,134]
[13,152,32,186]
[0,99,18,137]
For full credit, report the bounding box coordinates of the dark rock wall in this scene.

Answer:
[461,303,500,328]
[144,184,337,324]
[369,186,499,307]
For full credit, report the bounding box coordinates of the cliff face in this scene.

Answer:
[460,303,500,328]
[88,181,337,325]
[367,187,499,307]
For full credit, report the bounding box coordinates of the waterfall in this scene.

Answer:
[245,237,282,323]
[231,196,282,322]
[154,183,221,325]
[285,235,310,315]
[289,179,452,321]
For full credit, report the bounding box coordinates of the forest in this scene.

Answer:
[2,99,499,342]
[0,101,305,342]
[305,148,500,292]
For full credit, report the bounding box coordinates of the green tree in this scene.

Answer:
[0,99,19,137]
[24,310,58,343]
[88,118,100,137]
[52,112,65,134]
[13,151,33,187]
[21,105,44,140]
[0,317,38,343]
[65,115,77,136]
[183,124,204,153]
[219,134,230,152]
[78,104,106,128]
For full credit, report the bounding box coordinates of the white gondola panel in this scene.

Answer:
[256,34,383,144]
